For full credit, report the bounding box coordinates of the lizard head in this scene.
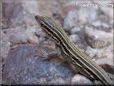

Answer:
[35,15,62,43]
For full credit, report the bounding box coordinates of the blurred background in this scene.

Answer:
[1,0,114,85]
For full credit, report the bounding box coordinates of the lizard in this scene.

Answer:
[35,15,113,85]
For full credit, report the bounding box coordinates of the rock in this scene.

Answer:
[92,20,102,27]
[95,55,113,68]
[63,2,98,30]
[62,1,77,16]
[3,44,72,84]
[1,32,10,84]
[78,6,97,24]
[99,64,114,74]
[63,10,78,31]
[62,0,92,17]
[22,0,39,16]
[85,26,112,48]
[37,0,65,17]
[48,77,66,84]
[92,21,112,32]
[70,27,81,34]
[71,74,92,85]
[2,0,40,28]
[2,26,39,45]
[86,43,113,60]
[86,46,98,59]
[69,34,80,43]
[69,30,86,51]
[94,0,113,19]
[2,1,23,28]
[1,31,10,59]
[2,0,45,46]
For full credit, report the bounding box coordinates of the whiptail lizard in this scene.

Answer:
[35,15,113,85]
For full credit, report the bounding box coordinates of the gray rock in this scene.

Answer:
[92,20,102,27]
[71,74,92,85]
[1,32,10,84]
[78,6,97,24]
[95,55,113,68]
[69,34,80,43]
[22,0,40,15]
[86,44,113,61]
[70,27,81,34]
[85,26,112,48]
[94,0,113,19]
[92,21,112,32]
[63,10,78,31]
[1,31,10,59]
[3,26,39,45]
[3,44,72,84]
[63,2,98,31]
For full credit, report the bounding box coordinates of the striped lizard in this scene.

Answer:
[35,15,113,85]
